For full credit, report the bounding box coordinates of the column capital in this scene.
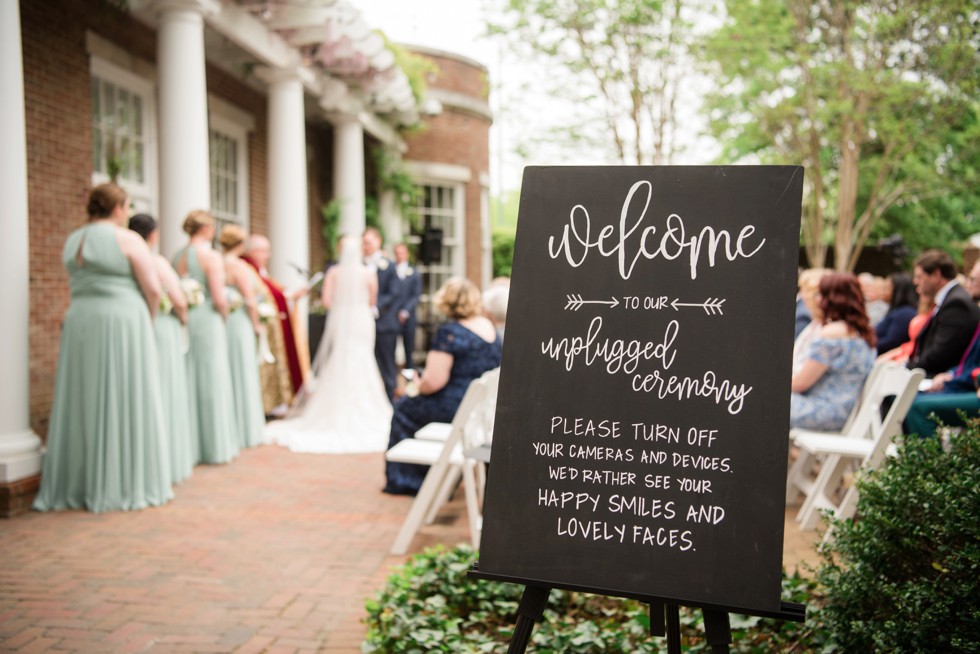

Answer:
[139,0,221,18]
[256,64,306,87]
[320,78,364,120]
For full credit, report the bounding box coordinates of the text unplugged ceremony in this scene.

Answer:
[473,166,806,649]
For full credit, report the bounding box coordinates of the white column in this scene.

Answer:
[332,115,366,238]
[154,0,218,257]
[0,0,42,483]
[264,67,310,291]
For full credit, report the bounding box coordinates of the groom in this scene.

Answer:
[363,227,399,401]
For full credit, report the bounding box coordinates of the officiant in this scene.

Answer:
[242,234,307,417]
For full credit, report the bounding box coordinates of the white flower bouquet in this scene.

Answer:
[180,278,205,308]
[226,287,244,312]
[257,301,278,324]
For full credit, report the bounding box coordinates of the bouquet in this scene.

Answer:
[226,287,244,312]
[159,294,173,315]
[180,278,205,308]
[257,301,278,324]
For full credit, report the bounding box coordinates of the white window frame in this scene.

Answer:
[90,57,158,215]
[208,112,250,233]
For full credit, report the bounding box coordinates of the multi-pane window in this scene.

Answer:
[414,182,461,299]
[207,110,250,237]
[407,181,463,354]
[90,59,155,213]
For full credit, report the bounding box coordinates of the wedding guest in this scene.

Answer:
[859,272,889,326]
[483,280,509,341]
[128,213,195,484]
[790,272,876,431]
[384,277,503,495]
[242,234,304,416]
[908,249,980,377]
[364,227,399,401]
[173,211,239,464]
[392,242,422,368]
[792,268,829,373]
[905,318,980,438]
[875,273,918,355]
[220,225,267,448]
[33,183,172,512]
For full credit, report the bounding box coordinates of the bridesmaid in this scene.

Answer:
[173,211,240,465]
[219,225,266,448]
[33,182,172,512]
[129,213,195,484]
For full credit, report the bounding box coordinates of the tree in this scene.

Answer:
[703,0,980,270]
[488,0,699,165]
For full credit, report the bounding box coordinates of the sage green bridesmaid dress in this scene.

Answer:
[33,222,173,512]
[154,302,194,483]
[177,246,240,464]
[225,272,265,448]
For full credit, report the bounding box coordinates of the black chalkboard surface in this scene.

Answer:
[479,166,804,615]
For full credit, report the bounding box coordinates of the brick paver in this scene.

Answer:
[1,444,820,652]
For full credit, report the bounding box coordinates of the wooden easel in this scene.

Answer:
[470,565,806,654]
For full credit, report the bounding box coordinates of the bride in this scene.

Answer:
[265,236,392,453]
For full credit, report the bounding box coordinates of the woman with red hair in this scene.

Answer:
[790,272,877,430]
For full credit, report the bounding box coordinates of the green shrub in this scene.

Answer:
[816,424,980,653]
[492,230,515,279]
[363,545,826,653]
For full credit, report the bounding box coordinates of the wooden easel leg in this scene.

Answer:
[702,609,732,654]
[507,585,551,654]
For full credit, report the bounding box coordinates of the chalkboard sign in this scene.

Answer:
[480,166,804,615]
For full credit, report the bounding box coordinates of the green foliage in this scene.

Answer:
[364,544,827,653]
[703,0,980,270]
[492,230,515,279]
[817,425,980,652]
[489,0,697,165]
[372,146,422,233]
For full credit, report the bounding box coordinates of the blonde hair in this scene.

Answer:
[182,210,214,236]
[434,277,482,320]
[219,224,247,252]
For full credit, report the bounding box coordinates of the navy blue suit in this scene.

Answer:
[391,264,422,367]
[372,256,399,401]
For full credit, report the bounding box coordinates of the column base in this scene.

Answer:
[0,473,39,518]
[0,429,43,482]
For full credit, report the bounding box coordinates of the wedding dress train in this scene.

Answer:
[265,240,392,453]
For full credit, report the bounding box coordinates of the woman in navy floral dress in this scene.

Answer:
[384,278,502,495]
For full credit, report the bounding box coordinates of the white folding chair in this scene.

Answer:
[387,376,488,555]
[459,368,500,547]
[785,360,887,507]
[788,364,924,537]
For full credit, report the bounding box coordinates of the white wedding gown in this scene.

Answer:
[265,240,392,453]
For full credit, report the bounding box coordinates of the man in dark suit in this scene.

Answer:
[392,243,422,370]
[908,249,980,377]
[363,227,398,401]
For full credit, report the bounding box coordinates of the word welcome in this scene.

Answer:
[547,180,766,280]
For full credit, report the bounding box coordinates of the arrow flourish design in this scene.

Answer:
[565,294,621,311]
[671,297,726,315]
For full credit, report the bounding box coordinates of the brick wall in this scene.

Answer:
[21,0,271,437]
[21,0,158,437]
[404,49,491,286]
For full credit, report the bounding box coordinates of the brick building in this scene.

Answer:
[1,0,491,514]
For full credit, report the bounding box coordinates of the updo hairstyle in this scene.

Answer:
[87,183,128,219]
[434,277,483,320]
[128,213,157,242]
[182,210,215,236]
[219,224,247,252]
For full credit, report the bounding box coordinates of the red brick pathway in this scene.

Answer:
[0,445,820,653]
